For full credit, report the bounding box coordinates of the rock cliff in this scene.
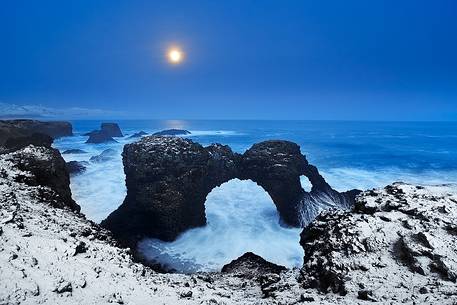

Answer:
[0,119,73,145]
[1,145,80,212]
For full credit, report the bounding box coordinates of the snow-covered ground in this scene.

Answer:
[1,145,457,304]
[300,183,457,303]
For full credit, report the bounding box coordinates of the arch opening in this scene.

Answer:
[137,178,303,273]
[300,175,313,192]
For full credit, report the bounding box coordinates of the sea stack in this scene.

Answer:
[84,123,123,143]
[85,130,117,144]
[101,123,123,137]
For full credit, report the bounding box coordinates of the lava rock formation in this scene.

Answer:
[102,136,359,244]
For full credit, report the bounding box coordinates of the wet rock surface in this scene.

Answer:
[128,131,148,138]
[102,136,238,243]
[62,149,88,154]
[240,140,359,226]
[102,136,358,244]
[66,161,88,176]
[89,148,117,163]
[85,130,117,144]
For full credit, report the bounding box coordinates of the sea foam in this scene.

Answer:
[138,179,303,272]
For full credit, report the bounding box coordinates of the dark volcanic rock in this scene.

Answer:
[84,123,123,143]
[102,136,358,245]
[0,119,72,145]
[89,149,117,162]
[3,133,53,152]
[221,252,286,279]
[66,161,88,176]
[152,129,191,136]
[101,123,123,137]
[102,136,238,243]
[62,149,87,154]
[83,130,98,136]
[239,141,309,227]
[4,146,80,212]
[128,131,148,139]
[85,130,117,144]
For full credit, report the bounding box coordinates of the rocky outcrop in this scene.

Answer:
[240,141,358,226]
[299,183,457,302]
[152,129,191,136]
[0,119,72,145]
[0,145,80,212]
[128,131,148,138]
[85,123,123,137]
[102,137,238,243]
[89,148,117,162]
[62,149,87,154]
[222,252,286,278]
[2,133,53,152]
[222,252,288,298]
[84,123,123,143]
[101,123,123,137]
[83,130,98,136]
[102,136,358,244]
[85,130,117,144]
[66,161,88,176]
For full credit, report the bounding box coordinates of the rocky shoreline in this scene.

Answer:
[1,121,457,304]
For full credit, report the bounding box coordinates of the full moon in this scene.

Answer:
[167,48,184,64]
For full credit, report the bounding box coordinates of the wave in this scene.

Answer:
[186,130,245,136]
[321,167,457,192]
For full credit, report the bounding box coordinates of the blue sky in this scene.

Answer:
[1,0,456,120]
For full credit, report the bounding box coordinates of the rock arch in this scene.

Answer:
[101,136,360,244]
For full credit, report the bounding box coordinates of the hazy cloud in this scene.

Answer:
[0,102,124,119]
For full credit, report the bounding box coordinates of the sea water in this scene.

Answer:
[54,120,457,272]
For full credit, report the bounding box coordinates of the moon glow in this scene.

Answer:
[167,47,184,64]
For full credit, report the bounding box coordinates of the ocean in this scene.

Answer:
[53,120,457,272]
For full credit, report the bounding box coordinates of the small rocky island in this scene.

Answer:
[85,122,123,144]
[152,129,191,136]
[1,120,456,304]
